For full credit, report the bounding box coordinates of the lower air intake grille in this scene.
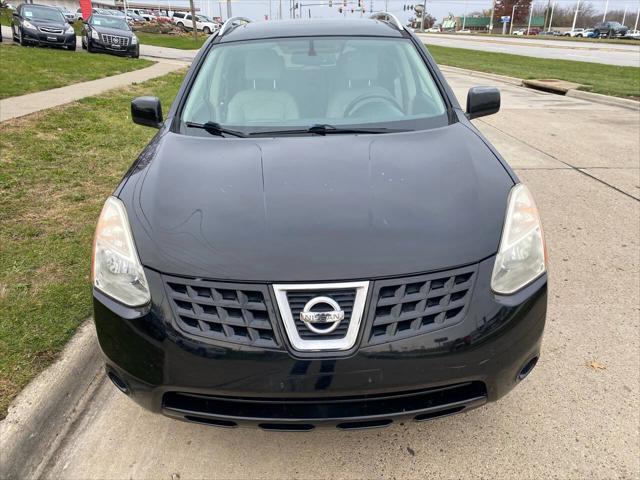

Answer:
[163,275,281,349]
[366,265,477,345]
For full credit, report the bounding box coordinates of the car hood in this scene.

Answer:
[91,25,132,36]
[122,123,514,282]
[29,18,67,29]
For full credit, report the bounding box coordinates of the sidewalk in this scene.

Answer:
[0,59,188,122]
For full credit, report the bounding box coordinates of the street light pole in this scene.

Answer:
[527,1,534,34]
[509,4,517,34]
[420,0,427,32]
[571,0,580,31]
[462,0,467,29]
[489,0,496,32]
[602,0,609,22]
[548,1,555,31]
[635,6,639,29]
[621,5,627,26]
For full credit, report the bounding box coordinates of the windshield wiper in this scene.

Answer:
[248,124,405,137]
[185,121,247,138]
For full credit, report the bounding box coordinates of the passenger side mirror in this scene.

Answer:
[131,96,163,128]
[466,87,500,120]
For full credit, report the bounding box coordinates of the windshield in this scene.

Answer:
[91,15,130,30]
[23,5,66,22]
[181,36,448,135]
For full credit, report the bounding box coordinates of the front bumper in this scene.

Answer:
[22,29,75,47]
[94,256,547,430]
[90,39,138,56]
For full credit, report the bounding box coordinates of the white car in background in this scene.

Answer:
[130,9,155,21]
[171,12,217,34]
[625,29,640,39]
[456,29,471,34]
[426,26,440,32]
[564,28,585,37]
[512,29,526,35]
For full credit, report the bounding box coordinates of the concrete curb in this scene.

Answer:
[565,89,640,110]
[0,320,104,480]
[440,65,639,111]
[439,65,524,86]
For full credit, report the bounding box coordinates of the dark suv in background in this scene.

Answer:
[11,3,76,50]
[93,14,548,431]
[593,21,628,38]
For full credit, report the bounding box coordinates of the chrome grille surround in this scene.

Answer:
[101,34,130,46]
[38,26,64,34]
[273,282,369,352]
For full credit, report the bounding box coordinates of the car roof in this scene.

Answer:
[219,18,405,43]
[20,3,58,10]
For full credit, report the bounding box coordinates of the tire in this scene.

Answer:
[177,21,184,29]
[81,35,87,49]
[67,43,76,51]
[87,38,94,53]
[203,26,211,34]
[18,28,28,46]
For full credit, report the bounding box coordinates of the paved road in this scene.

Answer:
[419,33,640,67]
[40,69,639,479]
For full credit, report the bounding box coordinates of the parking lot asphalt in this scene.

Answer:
[418,33,640,67]
[38,69,640,480]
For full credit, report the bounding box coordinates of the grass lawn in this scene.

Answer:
[428,44,640,100]
[137,31,207,50]
[0,70,186,419]
[0,44,154,99]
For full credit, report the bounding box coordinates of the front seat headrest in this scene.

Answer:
[244,49,285,81]
[339,51,379,81]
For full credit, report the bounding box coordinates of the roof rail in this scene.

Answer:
[369,12,404,31]
[218,16,252,37]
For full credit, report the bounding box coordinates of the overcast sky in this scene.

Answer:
[155,0,638,24]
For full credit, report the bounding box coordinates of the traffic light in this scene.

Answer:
[403,4,406,11]
[343,0,347,6]
[357,0,362,7]
[328,0,332,6]
[338,6,342,12]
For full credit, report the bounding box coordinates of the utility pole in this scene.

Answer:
[279,0,282,18]
[571,0,580,31]
[621,5,627,26]
[602,0,609,22]
[548,1,555,30]
[527,1,534,34]
[635,6,639,29]
[226,0,232,18]
[420,0,427,31]
[188,0,198,41]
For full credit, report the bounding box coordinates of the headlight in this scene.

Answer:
[22,19,36,30]
[131,35,138,45]
[91,196,150,307]
[65,25,75,34]
[91,29,99,39]
[491,184,546,294]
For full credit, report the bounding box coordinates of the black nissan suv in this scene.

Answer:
[92,15,548,431]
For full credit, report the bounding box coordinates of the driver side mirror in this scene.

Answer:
[131,96,163,128]
[466,87,500,120]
